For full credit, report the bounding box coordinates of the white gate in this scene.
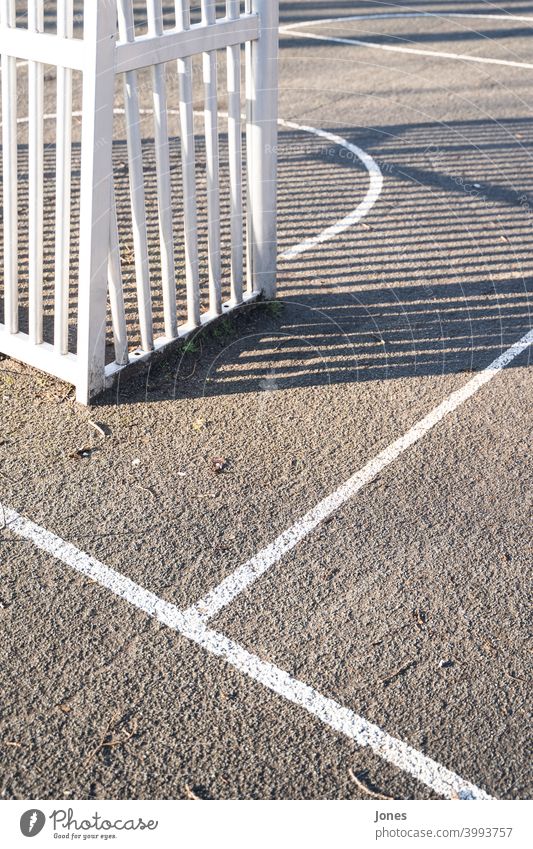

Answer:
[0,1,278,402]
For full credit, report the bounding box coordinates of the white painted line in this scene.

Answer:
[191,627,493,800]
[0,14,527,797]
[0,503,493,800]
[185,327,533,623]
[0,505,190,631]
[282,28,533,71]
[5,109,383,260]
[281,12,533,29]
[280,12,533,71]
[277,120,383,260]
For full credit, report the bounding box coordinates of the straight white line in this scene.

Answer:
[0,505,190,630]
[1,30,526,796]
[190,627,493,800]
[0,503,493,800]
[281,28,533,71]
[281,13,533,29]
[277,120,383,260]
[185,327,533,624]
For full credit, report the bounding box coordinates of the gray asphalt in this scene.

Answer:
[0,0,532,800]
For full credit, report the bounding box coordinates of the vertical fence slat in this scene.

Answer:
[108,183,129,366]
[76,0,116,403]
[28,0,44,344]
[0,0,279,399]
[147,0,177,339]
[201,0,222,317]
[175,0,200,327]
[246,0,278,299]
[0,0,18,333]
[244,0,253,295]
[226,0,244,306]
[54,0,73,354]
[117,0,154,352]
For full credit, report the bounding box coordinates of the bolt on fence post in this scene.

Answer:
[75,0,117,404]
[247,0,279,300]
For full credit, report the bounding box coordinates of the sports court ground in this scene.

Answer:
[0,0,531,800]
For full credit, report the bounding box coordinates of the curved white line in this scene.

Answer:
[277,119,383,261]
[281,12,533,70]
[9,108,383,263]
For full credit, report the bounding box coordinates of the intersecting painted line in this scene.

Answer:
[0,503,493,800]
[2,328,531,801]
[1,9,529,803]
[184,328,533,624]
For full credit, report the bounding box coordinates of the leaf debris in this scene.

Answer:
[185,785,200,800]
[348,768,393,800]
[381,659,417,687]
[211,457,227,474]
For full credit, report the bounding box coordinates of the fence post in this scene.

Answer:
[75,0,116,404]
[247,0,278,300]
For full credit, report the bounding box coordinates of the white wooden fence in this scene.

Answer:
[0,0,278,402]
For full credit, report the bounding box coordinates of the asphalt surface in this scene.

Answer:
[0,1,532,800]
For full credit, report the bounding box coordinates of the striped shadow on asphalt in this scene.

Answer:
[3,327,532,799]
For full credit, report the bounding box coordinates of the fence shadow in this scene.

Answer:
[96,279,533,402]
[104,110,533,403]
[2,113,532,401]
[114,277,528,403]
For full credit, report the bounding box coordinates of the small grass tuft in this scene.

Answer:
[264,300,284,317]
[212,317,235,340]
[183,339,199,354]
